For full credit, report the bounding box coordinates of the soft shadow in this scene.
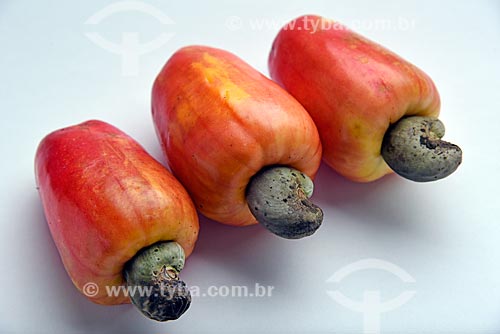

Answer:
[184,214,292,284]
[313,162,440,238]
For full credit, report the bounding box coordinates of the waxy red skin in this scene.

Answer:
[152,46,322,226]
[269,15,440,182]
[35,120,199,305]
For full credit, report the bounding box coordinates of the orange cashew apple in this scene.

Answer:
[269,15,462,182]
[152,46,323,239]
[35,120,199,321]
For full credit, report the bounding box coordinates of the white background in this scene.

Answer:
[1,0,500,333]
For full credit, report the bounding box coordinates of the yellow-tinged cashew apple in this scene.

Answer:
[35,120,199,322]
[269,15,462,182]
[152,46,323,239]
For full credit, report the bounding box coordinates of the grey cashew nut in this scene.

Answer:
[381,116,462,182]
[246,166,323,239]
[124,241,190,322]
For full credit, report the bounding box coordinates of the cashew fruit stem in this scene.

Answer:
[124,241,190,322]
[246,166,323,239]
[381,116,462,182]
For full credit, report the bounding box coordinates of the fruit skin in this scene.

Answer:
[35,120,199,305]
[152,45,322,226]
[269,15,440,182]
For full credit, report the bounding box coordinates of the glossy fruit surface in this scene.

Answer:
[35,120,199,305]
[269,15,440,182]
[152,46,322,226]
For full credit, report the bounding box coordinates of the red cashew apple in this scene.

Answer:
[35,120,199,321]
[269,15,462,182]
[152,45,323,239]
